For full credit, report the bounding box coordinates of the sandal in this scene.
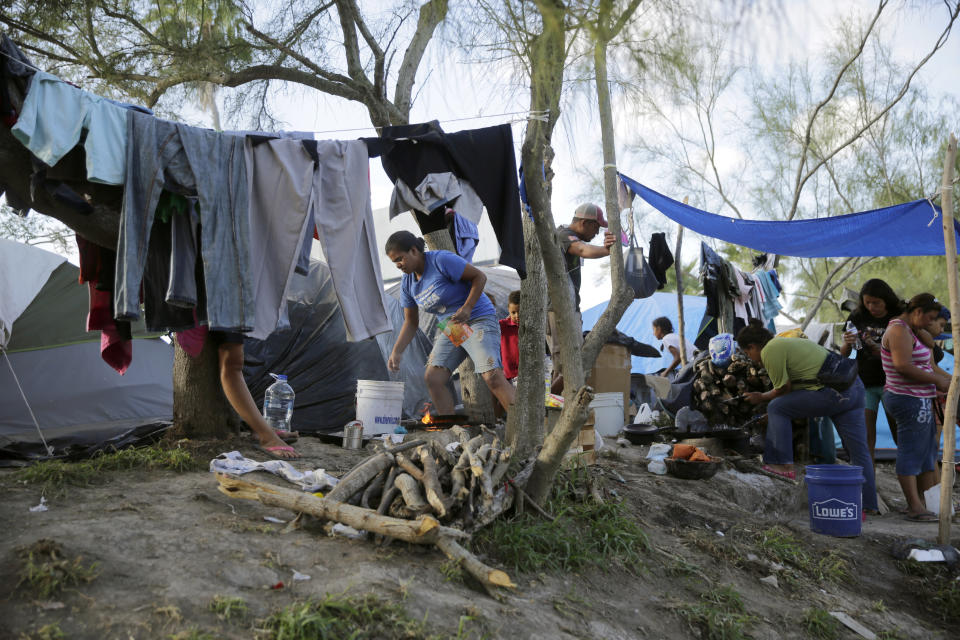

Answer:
[903,511,938,522]
[762,464,796,480]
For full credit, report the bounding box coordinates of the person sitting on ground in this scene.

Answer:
[839,278,904,458]
[384,231,515,415]
[737,319,878,513]
[652,316,696,379]
[212,331,299,459]
[500,290,521,384]
[881,293,951,522]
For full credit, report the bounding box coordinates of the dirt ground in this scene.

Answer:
[1,434,958,640]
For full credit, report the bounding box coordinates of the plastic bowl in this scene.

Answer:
[664,457,722,480]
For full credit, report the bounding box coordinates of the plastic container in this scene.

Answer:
[356,380,405,435]
[437,319,473,346]
[263,374,294,433]
[845,321,862,350]
[805,464,864,537]
[590,392,625,437]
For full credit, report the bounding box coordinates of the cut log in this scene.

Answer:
[216,473,467,543]
[383,439,427,455]
[377,487,399,516]
[435,535,515,596]
[395,453,425,482]
[394,473,430,513]
[361,467,388,509]
[325,452,394,502]
[419,447,451,518]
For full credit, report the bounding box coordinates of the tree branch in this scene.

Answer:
[394,0,448,121]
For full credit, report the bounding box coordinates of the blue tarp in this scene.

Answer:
[582,292,708,374]
[619,173,957,257]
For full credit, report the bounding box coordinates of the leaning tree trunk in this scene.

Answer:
[506,214,547,460]
[422,229,495,422]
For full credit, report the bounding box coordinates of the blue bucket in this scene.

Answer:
[805,464,863,537]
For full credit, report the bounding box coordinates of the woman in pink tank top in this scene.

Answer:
[880,293,950,521]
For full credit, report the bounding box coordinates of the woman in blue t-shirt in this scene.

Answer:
[385,231,515,415]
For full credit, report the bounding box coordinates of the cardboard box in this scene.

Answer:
[587,344,631,421]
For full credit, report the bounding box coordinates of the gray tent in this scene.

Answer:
[0,239,173,461]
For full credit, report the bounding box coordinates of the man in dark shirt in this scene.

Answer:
[548,203,616,388]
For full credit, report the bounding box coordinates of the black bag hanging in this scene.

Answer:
[815,352,859,391]
[623,235,659,299]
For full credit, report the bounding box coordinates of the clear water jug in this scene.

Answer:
[263,374,295,433]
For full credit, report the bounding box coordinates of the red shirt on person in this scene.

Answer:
[499,318,520,380]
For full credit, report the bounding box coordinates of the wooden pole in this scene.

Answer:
[938,133,958,546]
[676,209,687,366]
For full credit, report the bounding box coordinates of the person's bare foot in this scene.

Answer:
[257,433,300,459]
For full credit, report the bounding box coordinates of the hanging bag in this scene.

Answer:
[623,235,659,299]
[795,351,859,391]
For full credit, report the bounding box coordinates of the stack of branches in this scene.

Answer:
[215,426,522,596]
[691,353,771,429]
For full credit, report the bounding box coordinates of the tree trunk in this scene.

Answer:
[170,338,239,439]
[506,214,547,460]
[937,133,957,546]
[422,230,493,422]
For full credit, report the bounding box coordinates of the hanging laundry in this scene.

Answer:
[648,232,674,289]
[366,121,525,277]
[244,137,315,340]
[451,211,480,263]
[12,71,131,185]
[0,34,33,126]
[118,109,253,332]
[389,171,484,223]
[75,235,133,374]
[312,139,392,341]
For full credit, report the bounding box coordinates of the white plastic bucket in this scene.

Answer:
[356,380,405,435]
[590,392,624,437]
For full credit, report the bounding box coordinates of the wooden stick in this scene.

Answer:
[361,467,388,509]
[511,481,555,521]
[325,452,394,502]
[377,487,399,516]
[394,473,430,513]
[430,439,458,467]
[420,447,451,518]
[675,219,687,367]
[938,133,958,546]
[216,473,466,543]
[435,535,515,596]
[395,452,424,482]
[384,439,426,455]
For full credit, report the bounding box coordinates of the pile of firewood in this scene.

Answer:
[691,353,771,426]
[215,426,520,595]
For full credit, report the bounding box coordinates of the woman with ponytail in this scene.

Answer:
[384,231,515,415]
[737,319,877,513]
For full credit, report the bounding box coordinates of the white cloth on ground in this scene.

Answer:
[209,451,338,493]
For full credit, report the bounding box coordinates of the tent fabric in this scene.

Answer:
[581,292,708,374]
[619,173,957,258]
[0,237,65,348]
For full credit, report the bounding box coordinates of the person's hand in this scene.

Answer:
[603,231,616,249]
[659,370,670,378]
[744,391,766,405]
[387,351,402,372]
[936,374,952,393]
[449,306,471,324]
[842,330,857,346]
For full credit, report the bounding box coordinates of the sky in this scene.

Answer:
[12,1,960,316]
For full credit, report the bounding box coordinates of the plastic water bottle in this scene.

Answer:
[845,321,862,351]
[263,374,295,433]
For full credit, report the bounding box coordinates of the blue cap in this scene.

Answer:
[276,374,287,381]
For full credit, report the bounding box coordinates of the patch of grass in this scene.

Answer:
[261,593,432,640]
[876,630,904,640]
[754,527,849,584]
[153,605,182,625]
[894,561,960,623]
[168,630,218,640]
[675,584,754,640]
[16,443,203,495]
[869,599,887,612]
[474,472,648,574]
[665,556,700,578]
[18,623,65,640]
[209,595,248,622]
[801,608,840,640]
[16,539,99,599]
[439,558,465,584]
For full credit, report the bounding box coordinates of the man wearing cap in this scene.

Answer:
[548,203,617,389]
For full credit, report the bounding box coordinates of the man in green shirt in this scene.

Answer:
[736,320,877,514]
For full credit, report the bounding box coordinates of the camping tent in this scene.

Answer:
[0,239,174,461]
[581,292,708,374]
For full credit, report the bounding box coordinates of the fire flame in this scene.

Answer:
[421,412,433,425]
